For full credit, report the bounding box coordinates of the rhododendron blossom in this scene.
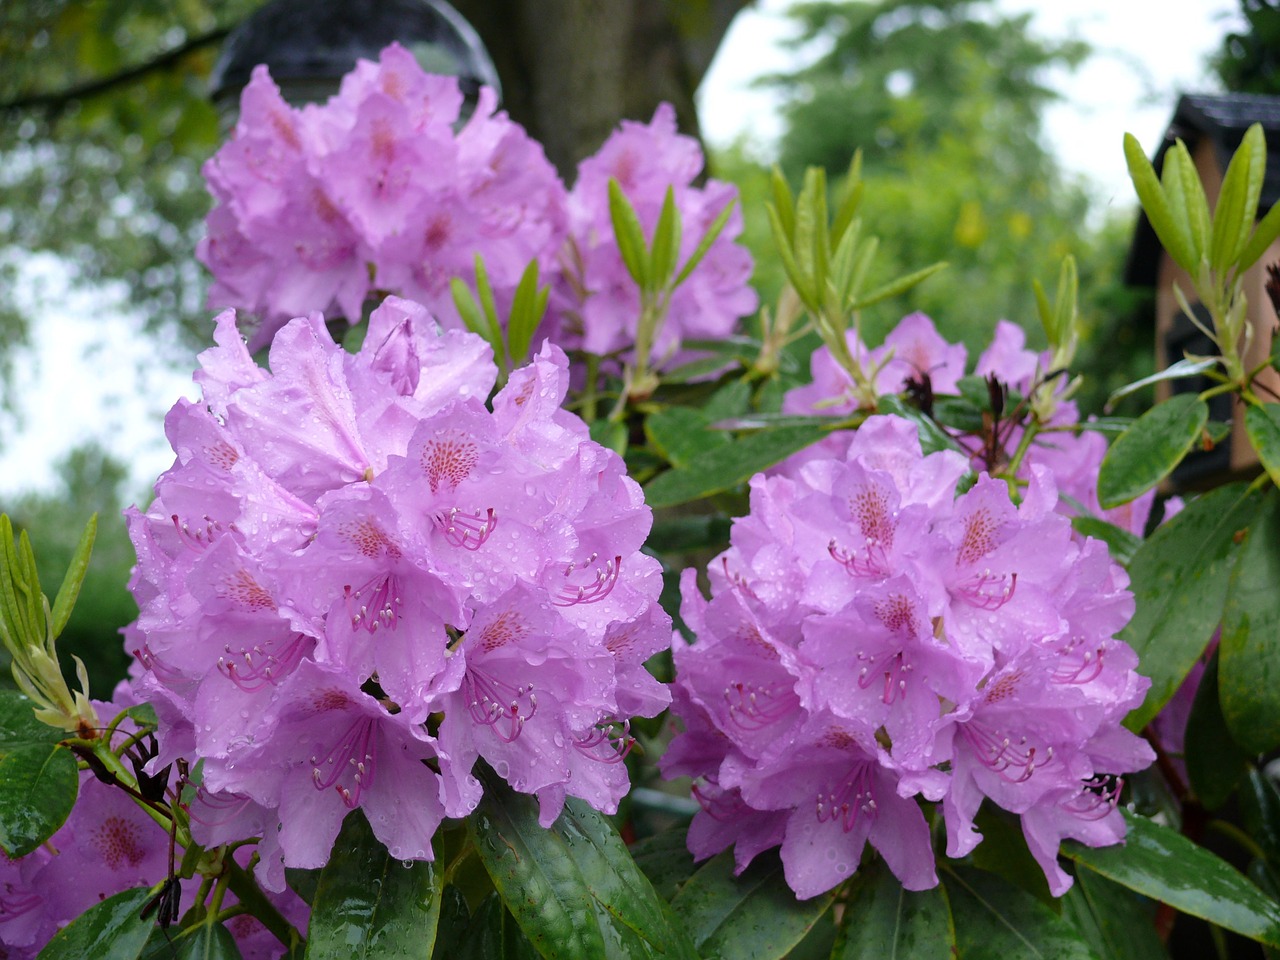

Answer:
[663,414,1154,899]
[125,296,671,886]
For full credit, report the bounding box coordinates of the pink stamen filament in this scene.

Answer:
[437,507,496,550]
[133,643,187,686]
[344,573,402,633]
[855,649,912,705]
[724,681,797,730]
[464,669,537,742]
[0,889,41,920]
[692,780,743,822]
[1062,775,1123,820]
[815,762,877,832]
[171,513,234,552]
[955,569,1017,610]
[310,716,377,808]
[575,719,633,763]
[829,538,890,579]
[1051,643,1105,684]
[554,553,621,606]
[218,633,311,691]
[960,721,1051,783]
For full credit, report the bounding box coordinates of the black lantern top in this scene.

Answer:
[209,0,500,110]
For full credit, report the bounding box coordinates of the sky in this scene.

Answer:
[0,0,1248,501]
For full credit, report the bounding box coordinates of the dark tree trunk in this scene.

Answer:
[450,0,751,178]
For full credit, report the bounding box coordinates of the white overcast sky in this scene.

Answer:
[0,0,1247,500]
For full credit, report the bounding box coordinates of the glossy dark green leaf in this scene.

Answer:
[1097,394,1208,508]
[630,828,698,902]
[1220,491,1280,754]
[644,424,831,509]
[556,797,698,959]
[1241,768,1280,868]
[1245,404,1280,490]
[1063,810,1280,947]
[645,407,729,469]
[1061,869,1167,960]
[944,867,1101,960]
[431,886,471,960]
[1120,483,1259,732]
[0,742,77,857]
[468,779,605,959]
[1070,517,1142,567]
[589,418,628,457]
[173,921,245,960]
[1185,651,1251,809]
[0,689,62,756]
[455,893,541,960]
[969,805,1053,905]
[304,809,442,960]
[37,886,154,960]
[834,861,955,959]
[669,849,836,960]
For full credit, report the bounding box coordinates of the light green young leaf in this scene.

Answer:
[673,197,735,290]
[608,178,650,290]
[50,514,96,639]
[451,278,499,357]
[472,255,504,356]
[1125,132,1197,274]
[766,204,814,310]
[830,152,863,244]
[649,187,681,289]
[1104,357,1219,408]
[1239,191,1280,271]
[848,262,947,312]
[1211,122,1265,273]
[1162,142,1206,269]
[768,166,795,241]
[507,260,545,365]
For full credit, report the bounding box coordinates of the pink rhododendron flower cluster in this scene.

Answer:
[548,103,757,363]
[124,296,671,889]
[199,44,567,350]
[662,414,1154,899]
[782,313,1161,537]
[199,46,756,368]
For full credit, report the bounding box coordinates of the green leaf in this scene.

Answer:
[1241,768,1280,868]
[1163,141,1209,268]
[1069,517,1142,567]
[1097,393,1208,508]
[1125,132,1197,274]
[767,203,814,311]
[609,178,650,290]
[1120,482,1259,732]
[431,886,471,960]
[1063,810,1280,947]
[1211,123,1265,273]
[589,419,628,457]
[468,775,605,959]
[452,278,499,357]
[0,689,62,756]
[0,742,78,857]
[50,514,95,639]
[507,260,545,365]
[674,196,736,290]
[1220,491,1280,754]
[304,809,443,960]
[669,850,835,960]
[1104,358,1218,408]
[455,894,541,960]
[768,167,795,241]
[1240,192,1280,271]
[174,922,245,960]
[643,424,831,509]
[649,187,682,289]
[944,866,1100,960]
[833,861,955,959]
[37,886,155,960]
[630,828,698,902]
[1185,651,1250,809]
[848,261,947,312]
[1245,404,1280,489]
[645,408,730,469]
[1061,870,1167,960]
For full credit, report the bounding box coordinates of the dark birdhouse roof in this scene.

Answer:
[1125,92,1280,288]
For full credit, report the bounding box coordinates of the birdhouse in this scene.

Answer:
[1125,93,1280,489]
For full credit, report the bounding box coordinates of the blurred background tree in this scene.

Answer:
[1213,0,1280,94]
